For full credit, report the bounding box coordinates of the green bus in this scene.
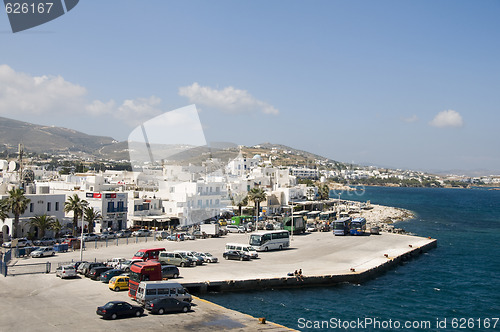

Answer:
[230,215,254,226]
[283,214,306,234]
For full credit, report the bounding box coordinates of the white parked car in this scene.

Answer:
[116,259,143,271]
[34,237,57,246]
[78,233,99,242]
[132,229,151,237]
[99,231,118,240]
[197,252,218,263]
[226,225,244,233]
[107,257,126,268]
[2,238,33,248]
[30,246,55,258]
[56,265,77,279]
[306,224,317,232]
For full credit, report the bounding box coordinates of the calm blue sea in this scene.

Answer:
[202,187,500,331]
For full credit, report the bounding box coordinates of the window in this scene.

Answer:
[55,202,59,211]
[158,288,169,295]
[30,203,33,213]
[107,201,114,213]
[146,289,157,295]
[47,202,51,212]
[117,201,124,212]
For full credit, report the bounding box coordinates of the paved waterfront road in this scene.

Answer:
[0,273,291,332]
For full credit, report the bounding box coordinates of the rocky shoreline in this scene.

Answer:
[353,203,416,234]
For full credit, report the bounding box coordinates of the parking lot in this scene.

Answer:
[1,231,433,331]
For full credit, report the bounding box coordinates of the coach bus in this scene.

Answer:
[249,230,290,251]
[128,261,162,299]
[283,214,306,234]
[350,217,366,235]
[333,217,352,236]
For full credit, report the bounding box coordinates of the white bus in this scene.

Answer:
[249,230,290,251]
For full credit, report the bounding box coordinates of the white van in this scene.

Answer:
[136,281,192,305]
[225,243,258,258]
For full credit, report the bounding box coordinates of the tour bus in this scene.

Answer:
[249,230,290,251]
[283,214,306,234]
[128,261,162,299]
[319,211,336,222]
[333,217,352,236]
[350,217,367,235]
[230,215,254,226]
[225,243,259,258]
[306,211,321,222]
[132,248,165,261]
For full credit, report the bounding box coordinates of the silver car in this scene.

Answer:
[56,265,77,279]
[197,252,218,263]
[30,246,55,258]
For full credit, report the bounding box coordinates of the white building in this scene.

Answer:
[0,190,66,239]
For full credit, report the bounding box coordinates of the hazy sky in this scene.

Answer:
[1,1,499,173]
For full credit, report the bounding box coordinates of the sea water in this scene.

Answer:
[202,187,500,331]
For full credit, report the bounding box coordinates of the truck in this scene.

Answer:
[200,223,220,237]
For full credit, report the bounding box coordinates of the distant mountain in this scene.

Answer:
[0,117,348,167]
[0,116,120,156]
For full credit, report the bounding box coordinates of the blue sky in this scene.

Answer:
[1,1,499,173]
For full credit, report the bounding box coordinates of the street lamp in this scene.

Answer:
[79,211,84,262]
[290,196,294,241]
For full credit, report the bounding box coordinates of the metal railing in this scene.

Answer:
[6,262,51,276]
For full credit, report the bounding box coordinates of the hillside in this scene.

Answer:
[0,116,347,169]
[0,116,118,155]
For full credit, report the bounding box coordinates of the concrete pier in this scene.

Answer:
[0,231,436,331]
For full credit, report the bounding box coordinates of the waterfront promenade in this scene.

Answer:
[0,231,435,331]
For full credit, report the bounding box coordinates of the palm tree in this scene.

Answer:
[84,207,101,234]
[64,194,89,236]
[248,187,267,219]
[235,195,248,216]
[3,188,31,238]
[29,214,54,239]
[50,218,63,238]
[318,184,330,201]
[0,200,9,242]
[0,200,9,222]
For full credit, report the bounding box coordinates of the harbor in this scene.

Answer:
[1,224,436,331]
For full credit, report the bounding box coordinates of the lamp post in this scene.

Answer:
[79,211,84,262]
[290,195,294,241]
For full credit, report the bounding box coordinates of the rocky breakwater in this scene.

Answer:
[356,203,415,234]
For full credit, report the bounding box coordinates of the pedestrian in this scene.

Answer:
[298,268,304,281]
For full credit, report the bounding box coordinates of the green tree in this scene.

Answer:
[0,200,9,222]
[236,195,248,216]
[29,214,54,239]
[318,184,330,200]
[84,207,102,234]
[248,187,267,217]
[64,194,89,236]
[50,218,64,238]
[3,188,31,238]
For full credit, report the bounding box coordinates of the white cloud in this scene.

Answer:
[0,64,163,127]
[0,64,87,116]
[86,99,116,116]
[402,115,418,123]
[429,110,464,128]
[178,82,279,115]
